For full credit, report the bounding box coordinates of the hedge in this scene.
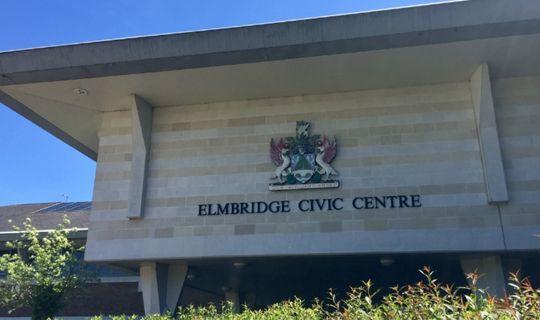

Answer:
[91,268,539,320]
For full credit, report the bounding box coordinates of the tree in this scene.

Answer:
[0,217,87,320]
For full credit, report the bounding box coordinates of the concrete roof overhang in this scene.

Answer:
[1,0,540,160]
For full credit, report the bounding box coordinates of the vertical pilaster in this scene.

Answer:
[127,95,153,219]
[470,64,508,204]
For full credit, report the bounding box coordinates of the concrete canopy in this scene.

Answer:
[1,0,540,160]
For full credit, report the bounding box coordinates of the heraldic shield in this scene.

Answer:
[269,121,339,191]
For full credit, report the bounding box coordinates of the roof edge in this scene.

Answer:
[1,0,540,86]
[0,229,88,243]
[0,1,464,54]
[0,90,98,160]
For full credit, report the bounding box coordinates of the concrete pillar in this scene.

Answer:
[139,263,162,314]
[470,64,508,204]
[127,95,153,219]
[225,263,243,312]
[225,290,240,312]
[460,255,506,297]
[166,264,188,312]
[139,262,188,314]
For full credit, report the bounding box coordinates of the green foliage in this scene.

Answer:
[91,267,539,320]
[175,300,324,320]
[0,217,87,320]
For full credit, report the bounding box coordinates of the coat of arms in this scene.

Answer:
[269,121,339,191]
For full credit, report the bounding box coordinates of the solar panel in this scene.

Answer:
[68,202,86,211]
[37,203,62,213]
[69,202,92,211]
[61,202,82,211]
[35,201,92,213]
[81,202,92,210]
[51,203,73,212]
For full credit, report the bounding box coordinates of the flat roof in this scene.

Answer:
[1,0,540,159]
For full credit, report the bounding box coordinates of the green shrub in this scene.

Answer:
[94,267,540,320]
[0,218,87,320]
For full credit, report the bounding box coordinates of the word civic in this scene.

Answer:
[198,195,421,216]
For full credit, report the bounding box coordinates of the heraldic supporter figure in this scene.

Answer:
[270,121,338,185]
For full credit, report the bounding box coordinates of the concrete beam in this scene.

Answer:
[470,64,509,204]
[139,262,188,314]
[460,255,506,297]
[127,95,153,219]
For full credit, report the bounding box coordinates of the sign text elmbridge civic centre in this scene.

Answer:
[198,194,421,216]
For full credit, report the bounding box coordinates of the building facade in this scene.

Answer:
[1,0,540,315]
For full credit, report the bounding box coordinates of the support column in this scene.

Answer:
[128,95,153,219]
[166,264,188,312]
[460,255,506,297]
[139,262,188,314]
[470,64,508,204]
[225,290,240,312]
[225,262,243,312]
[139,263,162,314]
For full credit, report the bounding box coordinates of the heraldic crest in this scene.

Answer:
[269,121,339,191]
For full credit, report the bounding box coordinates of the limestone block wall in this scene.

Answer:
[494,76,540,250]
[85,80,528,262]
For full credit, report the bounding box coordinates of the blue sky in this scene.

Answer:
[0,0,449,206]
